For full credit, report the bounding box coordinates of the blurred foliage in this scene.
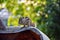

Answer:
[0,0,60,40]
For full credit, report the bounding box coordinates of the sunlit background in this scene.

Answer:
[0,0,60,40]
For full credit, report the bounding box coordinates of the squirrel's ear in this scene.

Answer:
[25,17,28,18]
[25,17,30,20]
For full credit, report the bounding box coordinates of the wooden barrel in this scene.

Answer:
[0,27,42,40]
[0,30,41,40]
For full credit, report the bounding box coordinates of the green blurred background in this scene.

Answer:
[0,0,60,40]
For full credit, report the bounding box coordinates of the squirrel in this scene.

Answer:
[19,17,35,27]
